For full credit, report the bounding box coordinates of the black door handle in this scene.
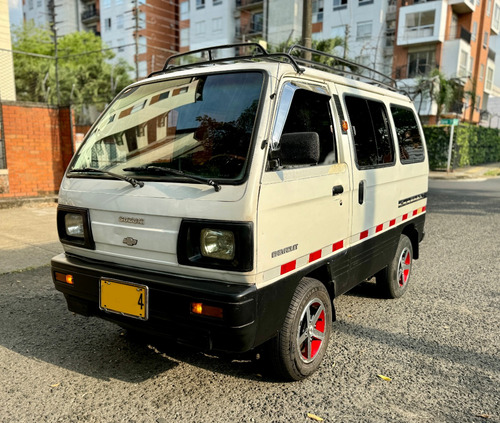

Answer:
[332,185,344,196]
[359,180,365,204]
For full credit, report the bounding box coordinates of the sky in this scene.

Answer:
[8,0,22,28]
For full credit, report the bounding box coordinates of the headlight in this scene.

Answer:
[65,213,85,238]
[177,220,253,272]
[57,205,95,249]
[200,229,235,260]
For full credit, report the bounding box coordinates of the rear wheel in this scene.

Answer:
[268,277,332,381]
[377,234,413,299]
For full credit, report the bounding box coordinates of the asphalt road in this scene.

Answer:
[0,178,499,423]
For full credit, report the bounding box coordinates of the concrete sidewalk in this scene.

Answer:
[0,162,499,274]
[0,202,63,274]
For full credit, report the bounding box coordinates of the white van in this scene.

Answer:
[51,44,428,381]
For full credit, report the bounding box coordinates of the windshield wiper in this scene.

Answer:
[69,167,144,188]
[123,165,221,192]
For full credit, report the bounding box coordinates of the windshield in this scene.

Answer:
[69,72,264,183]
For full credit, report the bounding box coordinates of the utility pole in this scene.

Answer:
[48,0,60,105]
[134,0,139,80]
[302,0,312,60]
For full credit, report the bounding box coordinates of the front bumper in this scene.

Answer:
[51,253,258,353]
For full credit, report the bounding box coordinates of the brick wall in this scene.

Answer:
[0,102,74,199]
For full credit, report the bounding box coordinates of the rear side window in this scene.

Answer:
[344,96,394,168]
[391,106,425,164]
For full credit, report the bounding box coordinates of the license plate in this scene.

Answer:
[99,279,149,321]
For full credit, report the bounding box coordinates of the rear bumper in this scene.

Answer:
[51,253,259,353]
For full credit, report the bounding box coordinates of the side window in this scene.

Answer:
[282,89,337,165]
[344,95,395,168]
[391,106,425,164]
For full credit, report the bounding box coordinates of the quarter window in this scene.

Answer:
[345,96,394,168]
[390,106,425,164]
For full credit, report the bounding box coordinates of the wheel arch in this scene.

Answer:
[401,223,420,260]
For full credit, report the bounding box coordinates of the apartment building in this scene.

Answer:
[23,0,85,35]
[22,0,178,79]
[394,0,499,124]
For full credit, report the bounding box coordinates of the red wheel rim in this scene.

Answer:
[297,298,326,364]
[397,247,411,287]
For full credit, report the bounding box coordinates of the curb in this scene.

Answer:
[0,196,58,210]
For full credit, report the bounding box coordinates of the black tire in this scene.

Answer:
[268,277,332,381]
[377,234,413,299]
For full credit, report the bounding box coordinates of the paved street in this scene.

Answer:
[0,178,499,422]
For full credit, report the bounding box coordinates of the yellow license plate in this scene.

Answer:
[99,279,149,321]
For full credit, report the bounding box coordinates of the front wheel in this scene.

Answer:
[377,234,413,299]
[268,277,332,381]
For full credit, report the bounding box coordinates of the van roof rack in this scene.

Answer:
[286,45,398,91]
[149,43,304,77]
[149,43,397,91]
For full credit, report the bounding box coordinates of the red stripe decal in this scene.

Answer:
[376,224,384,233]
[390,219,396,227]
[332,240,344,252]
[402,214,408,221]
[281,261,296,275]
[309,250,322,262]
[413,209,418,216]
[360,230,369,240]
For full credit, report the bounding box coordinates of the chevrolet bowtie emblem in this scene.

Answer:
[123,237,138,246]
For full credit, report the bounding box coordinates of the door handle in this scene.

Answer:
[332,185,344,196]
[358,180,365,204]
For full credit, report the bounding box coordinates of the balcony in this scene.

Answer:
[235,22,263,40]
[236,0,263,10]
[448,0,475,14]
[397,1,446,46]
[81,9,99,24]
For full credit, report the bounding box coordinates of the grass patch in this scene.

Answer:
[485,168,500,177]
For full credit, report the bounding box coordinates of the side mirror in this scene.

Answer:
[279,132,320,166]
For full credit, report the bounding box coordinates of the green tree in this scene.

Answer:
[12,22,133,119]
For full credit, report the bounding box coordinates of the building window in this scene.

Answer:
[359,0,373,5]
[486,67,494,90]
[469,56,473,77]
[471,21,477,41]
[105,18,112,31]
[195,21,206,36]
[356,21,373,40]
[458,50,468,77]
[333,0,348,10]
[117,38,125,52]
[180,28,189,47]
[405,10,435,39]
[212,17,223,33]
[102,0,110,8]
[138,36,147,54]
[494,4,500,29]
[180,1,189,20]
[196,0,205,9]
[487,0,492,15]
[483,31,489,48]
[28,0,33,9]
[138,61,148,78]
[213,0,222,4]
[407,49,435,77]
[252,12,263,33]
[480,64,485,80]
[331,25,346,38]
[312,0,324,23]
[117,14,124,29]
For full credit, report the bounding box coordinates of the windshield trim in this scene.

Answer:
[66,69,269,187]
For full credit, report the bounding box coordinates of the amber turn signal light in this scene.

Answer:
[190,302,223,319]
[55,272,73,285]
